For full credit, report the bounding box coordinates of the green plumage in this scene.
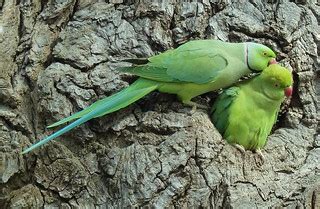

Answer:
[22,40,276,154]
[211,64,293,151]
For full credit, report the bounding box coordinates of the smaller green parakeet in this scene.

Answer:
[211,64,293,153]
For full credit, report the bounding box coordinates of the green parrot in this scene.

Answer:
[22,40,277,154]
[211,64,293,154]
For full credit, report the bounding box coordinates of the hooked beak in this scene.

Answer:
[268,58,277,65]
[285,86,293,97]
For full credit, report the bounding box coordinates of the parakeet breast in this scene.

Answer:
[224,86,280,150]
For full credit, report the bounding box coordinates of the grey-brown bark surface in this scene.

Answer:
[0,0,319,208]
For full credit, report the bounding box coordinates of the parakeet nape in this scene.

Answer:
[211,64,293,152]
[22,40,277,154]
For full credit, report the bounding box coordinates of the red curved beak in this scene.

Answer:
[268,58,277,65]
[285,86,293,97]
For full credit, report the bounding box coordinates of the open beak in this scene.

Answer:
[285,86,293,97]
[268,58,277,65]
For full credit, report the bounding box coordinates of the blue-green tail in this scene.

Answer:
[22,78,158,154]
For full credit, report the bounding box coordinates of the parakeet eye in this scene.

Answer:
[263,52,268,56]
[274,83,279,87]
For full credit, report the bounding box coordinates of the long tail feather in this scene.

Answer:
[22,78,158,154]
[48,78,157,128]
[47,96,113,128]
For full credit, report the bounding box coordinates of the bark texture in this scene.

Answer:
[0,0,319,208]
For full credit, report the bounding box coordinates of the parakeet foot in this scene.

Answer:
[190,105,197,115]
[254,148,265,164]
[232,144,246,154]
[182,100,207,115]
[183,101,207,110]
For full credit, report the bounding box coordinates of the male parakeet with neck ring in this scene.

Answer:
[22,40,276,154]
[211,64,293,157]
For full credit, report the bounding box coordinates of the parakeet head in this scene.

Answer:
[259,64,293,100]
[247,43,277,72]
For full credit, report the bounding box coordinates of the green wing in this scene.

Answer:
[118,65,177,82]
[119,40,228,84]
[211,87,239,135]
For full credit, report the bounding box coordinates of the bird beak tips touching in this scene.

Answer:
[268,58,277,65]
[285,86,293,97]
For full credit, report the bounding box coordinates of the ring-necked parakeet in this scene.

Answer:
[22,40,276,154]
[211,64,293,153]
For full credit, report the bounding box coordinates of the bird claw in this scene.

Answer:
[254,148,265,165]
[183,101,207,114]
[232,144,246,154]
[190,105,197,115]
[194,103,208,109]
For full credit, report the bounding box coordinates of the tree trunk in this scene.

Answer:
[1,0,319,208]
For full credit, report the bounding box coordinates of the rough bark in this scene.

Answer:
[0,0,319,208]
